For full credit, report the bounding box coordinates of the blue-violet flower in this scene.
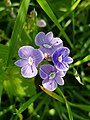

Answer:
[52,47,73,71]
[40,64,65,91]
[15,46,44,78]
[35,32,63,56]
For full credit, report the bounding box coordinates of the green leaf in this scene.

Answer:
[3,67,36,98]
[0,79,3,104]
[36,0,73,48]
[6,0,31,67]
[0,44,8,59]
[17,92,42,114]
[21,29,33,46]
[21,77,36,97]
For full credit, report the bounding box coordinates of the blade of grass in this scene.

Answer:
[73,112,89,120]
[56,88,73,120]
[73,38,90,59]
[71,90,90,104]
[71,0,75,44]
[69,102,90,112]
[73,55,90,66]
[36,0,73,48]
[40,86,90,112]
[17,92,42,114]
[6,0,31,67]
[51,0,81,28]
[39,85,64,103]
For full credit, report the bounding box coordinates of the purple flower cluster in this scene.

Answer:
[15,32,73,91]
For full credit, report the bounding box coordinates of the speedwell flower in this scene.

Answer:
[52,47,73,71]
[15,46,44,78]
[35,32,63,56]
[40,64,65,91]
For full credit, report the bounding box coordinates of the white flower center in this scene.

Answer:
[43,43,52,48]
[28,57,33,65]
[58,55,62,62]
[49,72,56,79]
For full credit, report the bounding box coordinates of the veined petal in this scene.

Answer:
[52,50,58,64]
[63,57,73,64]
[39,47,54,56]
[39,67,48,79]
[40,64,55,77]
[21,64,37,78]
[35,32,45,46]
[46,32,53,43]
[42,79,57,91]
[33,49,44,67]
[15,59,28,67]
[53,47,70,59]
[55,76,64,85]
[59,47,70,58]
[56,71,66,77]
[51,38,63,46]
[56,62,69,71]
[18,46,34,59]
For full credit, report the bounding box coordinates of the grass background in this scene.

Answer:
[0,0,90,120]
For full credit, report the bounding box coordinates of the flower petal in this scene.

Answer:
[39,64,55,78]
[42,79,57,91]
[39,68,48,79]
[51,38,63,46]
[63,57,73,64]
[56,71,66,77]
[35,32,45,46]
[54,76,64,85]
[39,47,54,56]
[33,49,44,67]
[53,47,70,59]
[52,50,58,64]
[46,32,53,43]
[15,59,28,67]
[21,64,37,78]
[56,62,69,71]
[18,46,34,59]
[60,47,70,58]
